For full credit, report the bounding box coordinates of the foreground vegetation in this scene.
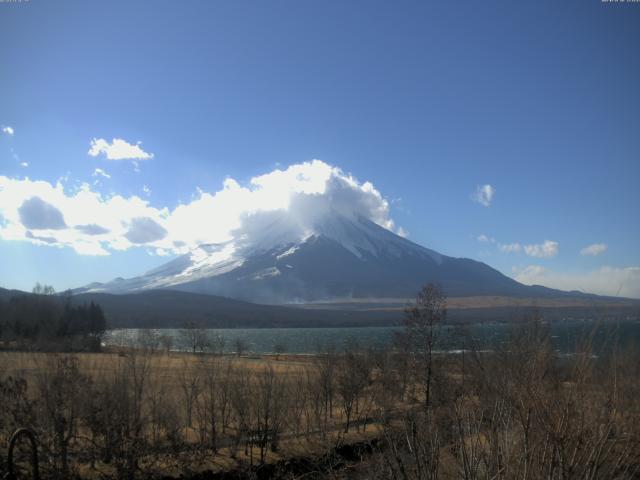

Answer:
[0,285,639,479]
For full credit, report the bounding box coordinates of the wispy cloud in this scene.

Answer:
[2,126,14,136]
[580,243,607,256]
[492,237,559,258]
[499,242,522,253]
[92,168,111,179]
[88,138,154,161]
[477,234,495,243]
[471,184,495,207]
[396,226,409,238]
[523,240,559,258]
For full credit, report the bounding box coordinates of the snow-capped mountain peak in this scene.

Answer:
[76,211,527,303]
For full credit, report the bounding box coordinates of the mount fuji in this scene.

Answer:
[75,211,586,304]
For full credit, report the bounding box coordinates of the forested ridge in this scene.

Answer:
[0,284,107,351]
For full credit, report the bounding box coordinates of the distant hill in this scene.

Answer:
[0,287,28,301]
[58,290,640,328]
[3,287,638,329]
[70,290,401,328]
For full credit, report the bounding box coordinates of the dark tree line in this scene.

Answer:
[0,284,107,351]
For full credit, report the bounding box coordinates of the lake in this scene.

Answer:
[104,319,640,355]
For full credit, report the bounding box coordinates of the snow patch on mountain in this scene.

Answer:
[276,245,300,260]
[77,212,446,298]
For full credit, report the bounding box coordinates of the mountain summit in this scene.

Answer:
[77,211,573,303]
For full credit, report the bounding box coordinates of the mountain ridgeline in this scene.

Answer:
[74,213,600,304]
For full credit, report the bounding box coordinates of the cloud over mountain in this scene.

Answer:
[125,217,168,244]
[0,160,402,256]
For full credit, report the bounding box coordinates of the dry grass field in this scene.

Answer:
[1,312,639,479]
[0,348,386,479]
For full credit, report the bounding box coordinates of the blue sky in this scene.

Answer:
[1,0,639,297]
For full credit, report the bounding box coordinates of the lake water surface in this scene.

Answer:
[104,320,640,355]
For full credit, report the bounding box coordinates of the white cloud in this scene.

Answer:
[0,160,404,257]
[88,138,154,161]
[514,265,640,299]
[499,242,522,253]
[92,168,111,179]
[477,234,494,243]
[19,162,28,168]
[142,185,151,196]
[397,227,409,238]
[0,176,167,255]
[523,240,559,258]
[2,126,14,136]
[492,237,558,258]
[580,243,607,256]
[471,184,495,207]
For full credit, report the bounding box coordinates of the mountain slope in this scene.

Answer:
[70,290,403,328]
[75,213,601,303]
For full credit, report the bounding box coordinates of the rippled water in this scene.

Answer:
[103,320,640,355]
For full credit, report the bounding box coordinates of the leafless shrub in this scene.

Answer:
[251,365,286,462]
[158,334,173,353]
[234,337,249,357]
[336,342,370,433]
[194,356,233,451]
[178,358,201,429]
[88,349,153,479]
[180,322,209,354]
[314,343,337,435]
[35,355,91,479]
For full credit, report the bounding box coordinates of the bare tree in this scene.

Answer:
[314,343,337,432]
[36,355,91,479]
[91,348,153,479]
[273,341,287,360]
[178,358,201,429]
[194,356,232,451]
[158,334,173,354]
[398,283,446,412]
[252,365,286,462]
[336,343,370,433]
[229,367,253,460]
[207,332,226,356]
[32,283,56,295]
[136,329,160,351]
[234,337,249,357]
[180,322,209,354]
